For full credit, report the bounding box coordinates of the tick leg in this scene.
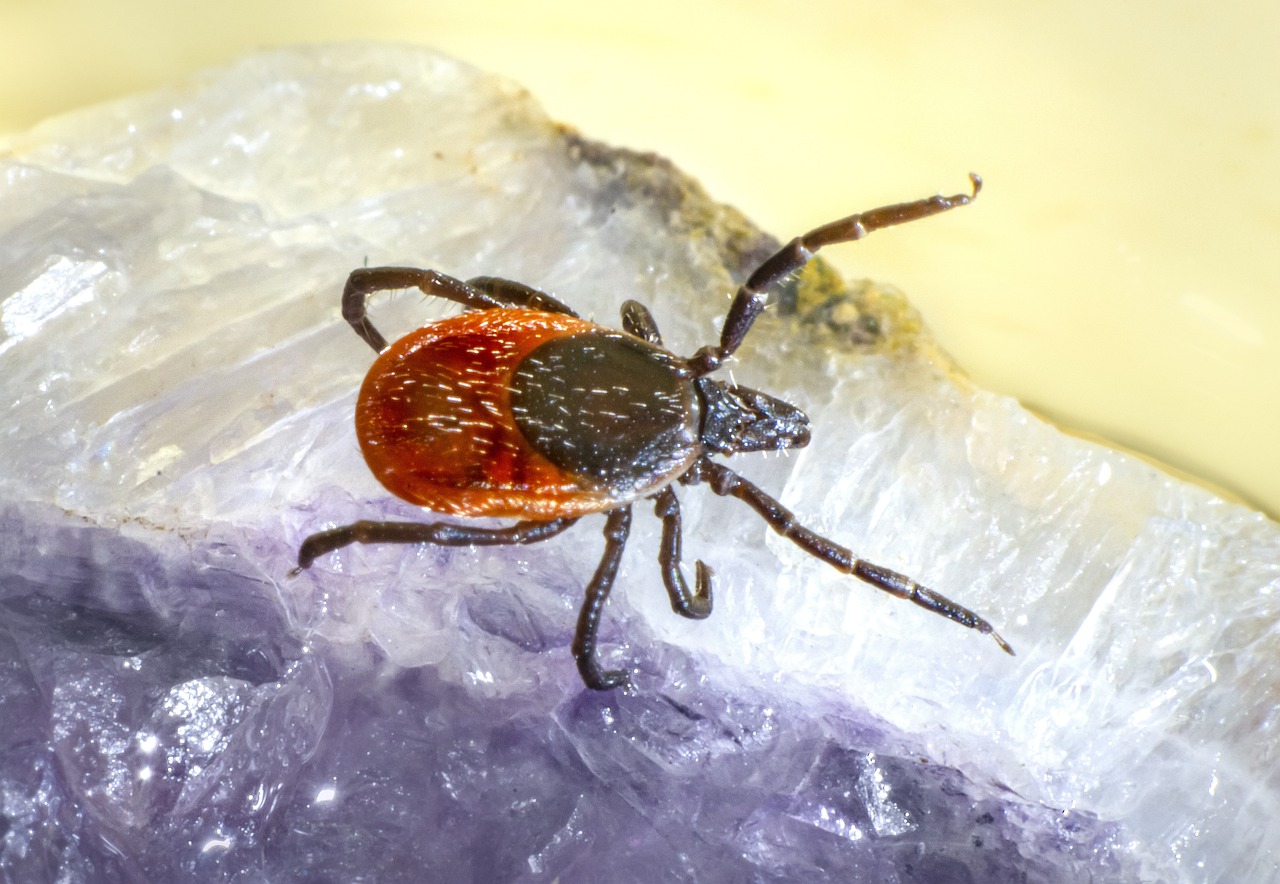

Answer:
[466,276,579,317]
[686,458,1013,654]
[651,488,712,619]
[573,507,633,690]
[342,267,517,354]
[621,300,663,344]
[295,516,578,571]
[688,174,982,376]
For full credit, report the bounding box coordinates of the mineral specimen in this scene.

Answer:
[1,44,1275,882]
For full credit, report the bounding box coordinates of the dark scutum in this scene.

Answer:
[510,333,701,497]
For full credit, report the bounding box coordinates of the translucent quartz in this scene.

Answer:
[1,45,1275,882]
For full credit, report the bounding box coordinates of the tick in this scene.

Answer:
[297,174,1013,690]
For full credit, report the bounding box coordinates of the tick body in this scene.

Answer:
[356,309,701,519]
[298,174,1014,690]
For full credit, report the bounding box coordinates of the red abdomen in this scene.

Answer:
[356,309,615,519]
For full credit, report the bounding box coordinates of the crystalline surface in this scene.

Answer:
[1,44,1276,882]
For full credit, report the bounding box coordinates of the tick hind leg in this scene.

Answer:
[688,174,982,376]
[295,516,578,571]
[341,267,579,354]
[466,276,579,317]
[686,458,1014,654]
[574,507,634,690]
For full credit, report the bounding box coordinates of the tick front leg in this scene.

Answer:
[688,175,981,376]
[573,507,633,690]
[651,488,712,619]
[688,458,1013,655]
[295,516,578,571]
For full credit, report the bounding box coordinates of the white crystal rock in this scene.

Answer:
[1,44,1275,883]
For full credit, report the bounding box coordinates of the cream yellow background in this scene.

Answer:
[4,1,1277,515]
